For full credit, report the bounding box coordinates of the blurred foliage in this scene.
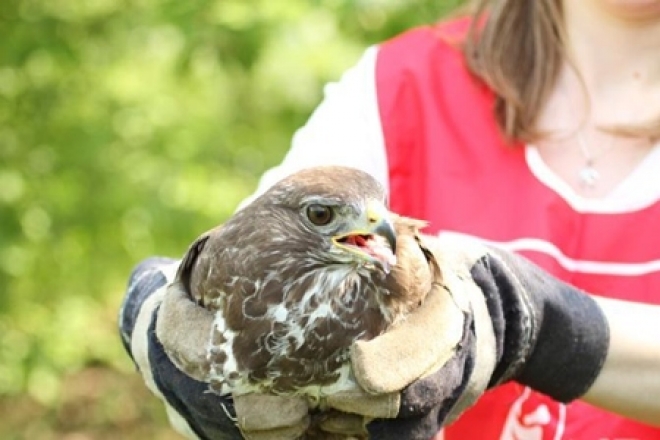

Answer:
[0,0,460,438]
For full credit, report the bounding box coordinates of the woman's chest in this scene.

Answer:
[388,148,660,304]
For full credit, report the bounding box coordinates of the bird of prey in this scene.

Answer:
[173,166,440,434]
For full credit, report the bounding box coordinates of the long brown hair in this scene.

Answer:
[461,0,660,142]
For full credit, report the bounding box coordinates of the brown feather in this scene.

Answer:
[381,215,442,320]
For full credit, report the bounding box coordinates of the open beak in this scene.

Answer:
[332,200,397,272]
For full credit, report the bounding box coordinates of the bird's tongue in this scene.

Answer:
[348,234,397,273]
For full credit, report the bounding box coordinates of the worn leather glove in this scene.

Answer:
[120,258,326,440]
[119,257,390,440]
[346,234,611,439]
[119,257,246,440]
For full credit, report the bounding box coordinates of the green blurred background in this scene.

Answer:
[0,0,459,438]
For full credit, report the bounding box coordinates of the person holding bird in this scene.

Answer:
[119,0,660,439]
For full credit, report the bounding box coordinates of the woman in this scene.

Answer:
[246,0,660,436]
[120,0,660,438]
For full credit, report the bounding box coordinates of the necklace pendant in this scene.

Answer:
[579,165,599,188]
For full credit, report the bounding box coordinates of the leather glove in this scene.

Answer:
[120,258,329,440]
[119,257,385,440]
[346,234,610,440]
[119,257,245,440]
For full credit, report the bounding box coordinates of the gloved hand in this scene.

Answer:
[119,257,245,440]
[119,257,389,440]
[346,234,610,439]
[120,257,324,440]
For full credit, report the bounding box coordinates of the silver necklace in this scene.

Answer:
[576,131,605,188]
[561,80,618,190]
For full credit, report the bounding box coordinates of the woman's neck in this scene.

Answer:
[563,1,660,121]
[531,2,660,199]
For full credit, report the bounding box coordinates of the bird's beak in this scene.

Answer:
[366,200,397,255]
[332,200,397,272]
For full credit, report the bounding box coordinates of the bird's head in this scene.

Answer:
[299,196,396,273]
[248,166,398,274]
[302,196,397,273]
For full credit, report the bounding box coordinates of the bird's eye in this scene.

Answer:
[306,204,334,226]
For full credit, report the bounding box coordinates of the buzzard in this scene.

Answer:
[174,166,440,436]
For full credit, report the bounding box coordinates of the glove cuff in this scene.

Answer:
[473,249,610,403]
[514,269,610,402]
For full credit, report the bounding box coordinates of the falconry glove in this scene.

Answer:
[350,235,611,439]
[119,256,386,440]
[119,257,247,440]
